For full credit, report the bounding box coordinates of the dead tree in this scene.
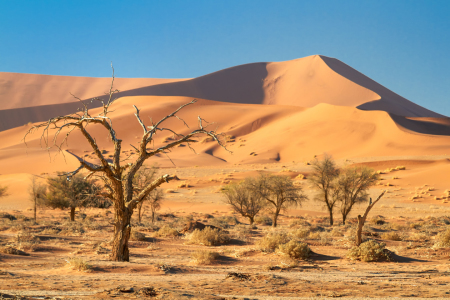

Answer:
[28,176,46,224]
[24,66,228,261]
[355,190,386,246]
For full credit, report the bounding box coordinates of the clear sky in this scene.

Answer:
[0,0,449,116]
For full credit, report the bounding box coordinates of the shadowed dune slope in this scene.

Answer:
[1,96,449,175]
[0,55,444,132]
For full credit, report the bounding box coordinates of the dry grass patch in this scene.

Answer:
[187,227,230,246]
[290,227,310,239]
[257,232,289,253]
[277,240,310,260]
[347,240,392,262]
[434,228,450,248]
[131,231,146,241]
[381,231,402,241]
[67,257,92,272]
[0,246,29,256]
[190,250,220,265]
[154,225,181,238]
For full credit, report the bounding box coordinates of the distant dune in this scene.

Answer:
[0,55,446,132]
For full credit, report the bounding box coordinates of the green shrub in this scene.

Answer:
[257,232,289,253]
[188,227,230,246]
[277,240,310,259]
[347,240,392,262]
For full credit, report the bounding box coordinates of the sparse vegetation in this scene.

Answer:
[434,228,450,248]
[190,250,220,265]
[277,240,310,259]
[187,227,230,246]
[155,225,181,237]
[347,240,392,262]
[67,257,92,272]
[257,232,290,252]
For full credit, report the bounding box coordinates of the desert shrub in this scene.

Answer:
[370,216,385,225]
[434,228,450,248]
[290,227,310,239]
[233,224,253,241]
[59,221,85,236]
[330,227,344,237]
[254,215,272,226]
[381,231,402,241]
[154,225,181,237]
[0,212,16,221]
[40,227,61,235]
[347,240,392,262]
[319,232,332,245]
[288,218,310,228]
[190,250,220,265]
[0,246,29,256]
[409,232,428,241]
[17,230,40,251]
[277,240,310,259]
[210,216,239,229]
[131,231,146,241]
[67,257,92,272]
[188,227,230,246]
[308,231,321,239]
[257,232,290,253]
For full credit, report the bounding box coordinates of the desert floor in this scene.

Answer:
[1,157,450,299]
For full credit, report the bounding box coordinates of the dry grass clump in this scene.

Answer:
[295,174,305,180]
[154,225,181,237]
[59,222,85,236]
[17,230,40,251]
[131,231,146,241]
[290,227,310,239]
[187,227,230,246]
[288,218,310,228]
[277,240,310,259]
[347,240,392,262]
[254,215,272,226]
[40,227,61,235]
[67,257,92,272]
[381,231,402,241]
[210,216,239,229]
[177,181,190,188]
[190,250,220,265]
[257,232,289,253]
[0,246,29,256]
[434,228,450,248]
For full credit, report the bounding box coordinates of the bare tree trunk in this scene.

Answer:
[137,202,143,223]
[342,213,346,225]
[272,210,280,227]
[151,209,156,223]
[355,190,386,246]
[34,199,37,224]
[110,208,133,261]
[328,208,334,226]
[248,215,254,225]
[70,207,75,222]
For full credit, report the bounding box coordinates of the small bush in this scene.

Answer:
[188,227,230,246]
[381,232,402,241]
[67,257,92,272]
[131,231,146,241]
[254,216,272,226]
[290,227,310,239]
[154,225,181,237]
[277,240,310,259]
[190,250,220,265]
[347,240,392,262]
[210,216,239,229]
[258,232,290,253]
[434,228,450,248]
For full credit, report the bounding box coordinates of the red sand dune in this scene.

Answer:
[0,55,446,132]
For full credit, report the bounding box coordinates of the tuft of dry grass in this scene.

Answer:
[131,231,146,241]
[67,257,92,272]
[381,231,402,241]
[434,228,450,248]
[347,240,392,262]
[154,225,181,238]
[254,215,272,226]
[277,240,310,259]
[0,246,29,256]
[187,227,230,246]
[190,250,220,265]
[257,232,289,253]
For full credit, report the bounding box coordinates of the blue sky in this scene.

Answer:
[0,0,449,116]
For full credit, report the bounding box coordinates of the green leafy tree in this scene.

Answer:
[43,173,109,221]
[308,155,340,226]
[337,167,379,224]
[251,174,307,227]
[223,178,266,225]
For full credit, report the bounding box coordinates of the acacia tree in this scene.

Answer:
[132,167,164,223]
[337,167,379,224]
[222,178,266,225]
[24,69,226,261]
[252,174,307,227]
[0,185,8,199]
[308,155,340,225]
[43,173,108,221]
[29,176,46,224]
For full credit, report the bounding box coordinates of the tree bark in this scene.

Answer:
[110,208,133,261]
[151,210,156,223]
[137,202,143,223]
[70,207,75,222]
[272,210,280,227]
[342,213,346,225]
[34,199,37,224]
[248,215,254,225]
[355,190,386,246]
[328,208,334,226]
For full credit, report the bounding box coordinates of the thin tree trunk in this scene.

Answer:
[34,199,37,224]
[248,215,254,225]
[70,207,75,222]
[151,210,155,223]
[355,190,386,246]
[137,202,142,223]
[272,210,280,227]
[110,208,133,262]
[342,213,346,225]
[328,208,334,226]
